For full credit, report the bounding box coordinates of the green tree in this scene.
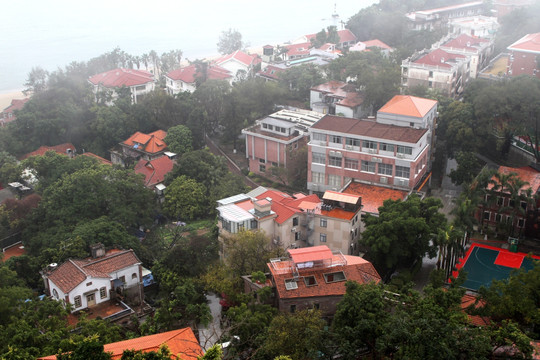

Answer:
[56,335,111,360]
[449,151,481,186]
[198,344,222,360]
[0,151,21,185]
[438,101,479,157]
[164,125,193,155]
[163,175,207,221]
[193,80,231,136]
[361,194,447,273]
[23,67,49,95]
[223,230,277,278]
[258,310,328,360]
[217,28,244,55]
[279,64,324,101]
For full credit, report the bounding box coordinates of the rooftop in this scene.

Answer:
[122,130,167,154]
[507,32,540,54]
[311,115,428,144]
[487,165,540,194]
[413,48,467,69]
[134,155,174,188]
[378,95,437,118]
[166,64,231,83]
[88,68,154,88]
[342,181,410,214]
[20,143,76,160]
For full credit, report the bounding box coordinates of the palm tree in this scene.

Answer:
[141,53,150,70]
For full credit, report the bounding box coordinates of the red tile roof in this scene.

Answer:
[166,64,232,83]
[122,130,167,154]
[39,327,202,360]
[378,95,437,118]
[304,29,357,44]
[258,65,286,80]
[311,81,364,108]
[1,98,30,124]
[289,245,333,263]
[47,250,140,294]
[285,42,312,57]
[361,39,392,50]
[88,68,154,88]
[508,32,540,54]
[343,182,409,214]
[134,155,174,188]
[487,165,540,194]
[461,293,490,326]
[268,253,380,300]
[20,143,76,160]
[311,115,427,144]
[414,48,466,68]
[443,34,489,51]
[81,152,112,165]
[214,50,260,67]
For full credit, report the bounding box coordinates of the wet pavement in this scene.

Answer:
[198,292,223,351]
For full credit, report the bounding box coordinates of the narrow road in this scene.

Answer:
[198,292,222,351]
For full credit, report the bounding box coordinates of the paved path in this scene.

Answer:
[198,293,223,351]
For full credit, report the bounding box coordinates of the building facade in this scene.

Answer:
[405,1,485,31]
[310,81,367,119]
[307,115,430,193]
[439,33,494,79]
[88,68,155,105]
[507,32,540,79]
[242,109,324,181]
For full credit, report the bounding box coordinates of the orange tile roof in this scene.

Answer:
[378,95,437,118]
[81,152,112,165]
[39,327,202,360]
[268,254,380,300]
[320,207,356,221]
[289,246,333,263]
[134,156,174,188]
[88,68,154,88]
[20,143,76,160]
[487,166,540,194]
[461,293,490,327]
[362,39,392,50]
[122,130,167,154]
[343,182,409,214]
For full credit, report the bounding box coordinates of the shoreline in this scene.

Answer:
[0,91,27,111]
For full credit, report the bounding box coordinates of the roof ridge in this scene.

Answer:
[82,249,132,268]
[69,259,88,276]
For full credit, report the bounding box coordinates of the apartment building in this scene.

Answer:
[307,115,430,193]
[242,109,324,181]
[507,32,540,79]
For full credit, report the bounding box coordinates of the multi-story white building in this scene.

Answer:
[406,1,485,31]
[448,16,499,39]
[216,186,363,257]
[307,115,430,193]
[401,48,470,97]
[439,33,494,79]
[310,81,367,119]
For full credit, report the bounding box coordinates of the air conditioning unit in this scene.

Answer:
[380,177,388,184]
[398,179,405,186]
[345,145,353,150]
[397,154,405,159]
[291,227,297,232]
[368,149,375,154]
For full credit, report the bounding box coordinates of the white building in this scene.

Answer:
[310,81,367,119]
[88,68,155,105]
[42,245,142,312]
[448,16,499,38]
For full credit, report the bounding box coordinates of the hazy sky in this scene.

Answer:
[0,0,377,92]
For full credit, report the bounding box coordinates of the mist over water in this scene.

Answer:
[0,0,377,93]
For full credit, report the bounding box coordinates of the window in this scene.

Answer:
[259,158,266,163]
[509,199,515,208]
[362,140,377,149]
[293,217,299,226]
[361,161,375,173]
[324,271,346,283]
[259,164,266,172]
[320,218,327,228]
[312,133,326,142]
[496,214,503,223]
[395,165,410,178]
[330,135,342,144]
[290,304,296,313]
[132,273,137,280]
[313,303,320,310]
[497,197,504,206]
[320,233,327,242]
[329,156,342,167]
[119,276,126,284]
[380,143,394,152]
[328,174,341,188]
[52,289,59,299]
[74,295,82,308]
[262,123,268,129]
[86,282,93,286]
[397,145,412,155]
[378,163,392,176]
[295,232,300,240]
[285,279,298,290]
[344,158,358,170]
[410,122,414,127]
[312,172,324,184]
[346,137,361,147]
[100,287,107,299]
[304,276,317,286]
[312,153,325,164]
[250,219,258,229]
[483,211,490,221]
[520,201,527,210]
[518,218,525,227]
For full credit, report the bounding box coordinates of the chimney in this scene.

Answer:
[90,243,106,258]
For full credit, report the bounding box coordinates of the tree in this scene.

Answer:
[361,194,447,273]
[0,152,21,185]
[199,344,222,360]
[217,28,244,55]
[278,64,324,101]
[449,151,481,186]
[159,49,183,76]
[193,80,231,136]
[164,125,193,155]
[257,310,329,360]
[163,175,207,221]
[438,101,481,158]
[23,67,49,95]
[56,335,111,360]
[223,230,277,278]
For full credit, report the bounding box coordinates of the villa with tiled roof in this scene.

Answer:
[1,98,29,126]
[133,155,175,194]
[20,143,76,160]
[42,245,143,313]
[401,47,470,97]
[216,186,363,258]
[88,68,155,104]
[295,29,357,49]
[213,50,261,80]
[110,130,168,167]
[350,39,393,57]
[266,245,381,317]
[39,327,202,360]
[310,81,367,119]
[507,32,540,79]
[165,64,232,94]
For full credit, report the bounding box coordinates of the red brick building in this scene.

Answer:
[507,32,540,79]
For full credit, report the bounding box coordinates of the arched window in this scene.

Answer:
[52,289,59,299]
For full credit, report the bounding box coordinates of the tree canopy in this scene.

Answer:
[217,28,244,55]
